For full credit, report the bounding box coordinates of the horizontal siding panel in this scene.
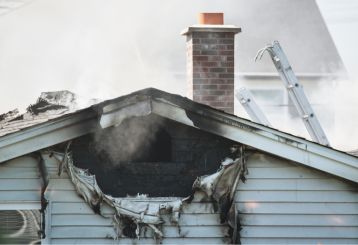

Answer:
[47,171,70,179]
[52,202,216,215]
[236,202,358,214]
[51,213,221,226]
[235,190,358,202]
[0,178,42,191]
[51,226,116,239]
[246,167,328,179]
[240,226,358,238]
[177,213,220,226]
[47,179,75,190]
[51,237,230,244]
[45,190,83,202]
[238,178,357,191]
[246,154,293,167]
[52,214,112,226]
[0,201,40,210]
[1,155,38,168]
[0,190,40,201]
[0,167,39,178]
[240,214,358,226]
[52,202,114,215]
[51,226,229,238]
[240,238,358,244]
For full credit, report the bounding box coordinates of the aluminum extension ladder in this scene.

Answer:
[255,40,330,146]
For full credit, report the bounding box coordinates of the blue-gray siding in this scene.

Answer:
[0,156,41,210]
[236,153,358,244]
[1,152,357,244]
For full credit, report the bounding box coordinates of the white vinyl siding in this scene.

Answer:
[236,153,358,244]
[0,155,41,210]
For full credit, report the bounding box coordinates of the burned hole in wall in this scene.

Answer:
[71,114,235,197]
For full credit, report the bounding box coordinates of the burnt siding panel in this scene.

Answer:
[235,153,358,244]
[43,153,230,244]
[51,238,231,244]
[51,226,230,239]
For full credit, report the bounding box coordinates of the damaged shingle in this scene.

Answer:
[0,109,19,122]
[26,98,68,115]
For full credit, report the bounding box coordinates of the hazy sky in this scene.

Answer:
[0,0,357,150]
[0,0,357,113]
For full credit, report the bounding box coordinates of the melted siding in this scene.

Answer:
[42,154,230,244]
[236,153,358,244]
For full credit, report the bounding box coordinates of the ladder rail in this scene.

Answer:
[236,88,271,127]
[255,41,330,146]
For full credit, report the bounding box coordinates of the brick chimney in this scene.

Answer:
[182,13,241,114]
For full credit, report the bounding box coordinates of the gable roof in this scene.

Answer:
[0,88,357,183]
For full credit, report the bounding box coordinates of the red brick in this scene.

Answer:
[200,90,226,96]
[218,84,234,90]
[185,29,238,114]
[208,56,226,62]
[218,50,233,56]
[192,38,200,44]
[200,50,218,55]
[220,62,234,67]
[209,44,227,50]
[193,67,209,73]
[198,72,219,78]
[207,79,227,84]
[209,68,226,73]
[219,73,234,78]
[201,61,218,67]
[192,78,209,84]
[200,84,218,90]
[200,38,218,44]
[193,55,208,61]
[206,101,227,107]
[217,95,234,101]
[218,39,234,44]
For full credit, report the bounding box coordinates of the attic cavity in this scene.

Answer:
[70,114,236,197]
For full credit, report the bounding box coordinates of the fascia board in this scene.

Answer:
[151,98,358,183]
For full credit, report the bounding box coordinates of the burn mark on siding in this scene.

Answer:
[45,143,247,243]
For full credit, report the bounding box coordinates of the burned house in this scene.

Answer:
[0,14,357,245]
[0,87,357,244]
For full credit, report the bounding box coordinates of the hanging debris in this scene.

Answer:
[54,151,183,240]
[190,145,248,238]
[49,144,247,242]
